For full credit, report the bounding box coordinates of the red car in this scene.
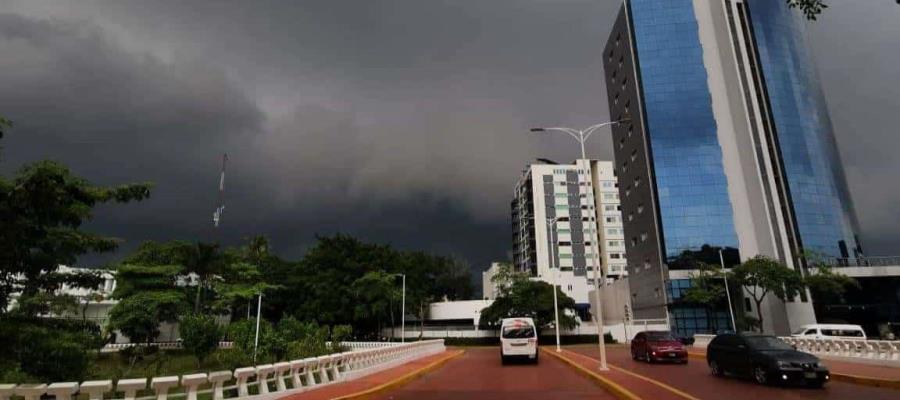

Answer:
[631,331,688,364]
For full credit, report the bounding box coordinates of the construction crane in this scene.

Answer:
[213,153,227,227]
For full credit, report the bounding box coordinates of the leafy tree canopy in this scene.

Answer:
[479,279,578,330]
[0,160,151,315]
[788,0,828,20]
[731,255,804,332]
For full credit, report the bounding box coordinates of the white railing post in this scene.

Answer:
[254,365,274,394]
[79,380,113,400]
[207,371,231,400]
[315,356,331,384]
[273,362,291,391]
[233,367,255,398]
[116,378,147,400]
[47,382,79,400]
[304,359,318,387]
[14,384,46,400]
[180,373,207,400]
[289,360,305,389]
[150,376,179,400]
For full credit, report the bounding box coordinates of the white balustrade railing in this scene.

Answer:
[101,342,234,353]
[0,339,446,400]
[779,336,900,362]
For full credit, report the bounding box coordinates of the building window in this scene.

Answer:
[605,205,616,212]
[558,241,572,246]
[644,259,651,269]
[628,212,634,221]
[637,204,644,214]
[625,186,631,197]
[610,253,621,259]
[558,216,569,222]
[630,149,637,162]
[654,287,661,298]
[640,232,648,242]
[631,237,638,246]
[634,176,642,187]
[628,126,633,137]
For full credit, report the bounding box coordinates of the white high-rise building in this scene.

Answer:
[511,160,627,314]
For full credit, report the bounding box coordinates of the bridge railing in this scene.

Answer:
[778,337,900,362]
[692,334,900,363]
[0,339,446,400]
[101,342,234,353]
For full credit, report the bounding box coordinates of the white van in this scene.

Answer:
[792,324,867,340]
[500,317,538,364]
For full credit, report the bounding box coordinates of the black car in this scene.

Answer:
[706,333,830,388]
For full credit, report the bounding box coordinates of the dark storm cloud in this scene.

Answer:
[0,0,898,274]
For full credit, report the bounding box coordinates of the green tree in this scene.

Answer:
[683,263,732,333]
[351,271,398,337]
[731,256,804,332]
[479,279,578,330]
[788,0,828,20]
[179,313,223,366]
[0,160,151,315]
[107,264,187,345]
[179,242,225,313]
[0,115,10,138]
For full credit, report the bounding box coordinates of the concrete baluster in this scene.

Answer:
[304,359,319,387]
[79,380,113,400]
[0,384,16,400]
[150,376,179,400]
[254,364,274,394]
[180,373,207,400]
[272,362,291,391]
[14,384,46,400]
[207,371,231,400]
[46,382,79,400]
[233,367,256,398]
[329,354,343,382]
[288,360,305,389]
[116,378,147,400]
[316,356,331,384]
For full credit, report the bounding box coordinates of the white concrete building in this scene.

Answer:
[481,262,503,300]
[511,160,627,314]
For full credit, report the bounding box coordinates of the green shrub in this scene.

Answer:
[179,314,223,365]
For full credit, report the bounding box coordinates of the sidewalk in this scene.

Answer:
[278,350,461,400]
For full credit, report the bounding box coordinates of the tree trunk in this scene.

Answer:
[755,299,765,333]
[419,302,425,339]
[194,283,202,313]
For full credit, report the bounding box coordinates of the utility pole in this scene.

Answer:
[547,217,562,352]
[719,249,737,332]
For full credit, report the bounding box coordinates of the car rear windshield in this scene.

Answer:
[646,332,675,341]
[744,336,793,351]
[502,326,535,338]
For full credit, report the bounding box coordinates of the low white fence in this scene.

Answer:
[692,334,900,363]
[101,342,234,353]
[780,337,900,362]
[0,340,446,400]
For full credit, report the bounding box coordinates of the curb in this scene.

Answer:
[690,351,900,390]
[541,348,641,400]
[831,373,900,390]
[332,350,464,400]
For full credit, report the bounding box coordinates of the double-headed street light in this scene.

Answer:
[531,117,629,371]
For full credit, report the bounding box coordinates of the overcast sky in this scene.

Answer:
[1,0,898,274]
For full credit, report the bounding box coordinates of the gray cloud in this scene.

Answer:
[0,0,898,274]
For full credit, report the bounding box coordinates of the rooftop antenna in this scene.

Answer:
[213,153,227,227]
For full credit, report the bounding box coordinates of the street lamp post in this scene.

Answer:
[531,118,628,371]
[547,217,562,352]
[395,274,406,343]
[719,249,737,332]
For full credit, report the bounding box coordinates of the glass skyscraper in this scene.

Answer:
[604,0,862,335]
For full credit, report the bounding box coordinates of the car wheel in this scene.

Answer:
[753,366,769,385]
[645,351,654,363]
[631,349,638,360]
[501,354,508,365]
[533,351,539,364]
[709,360,724,377]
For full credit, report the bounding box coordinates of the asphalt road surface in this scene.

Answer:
[571,345,899,400]
[371,347,614,400]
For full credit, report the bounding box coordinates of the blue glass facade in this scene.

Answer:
[628,0,741,263]
[745,0,862,258]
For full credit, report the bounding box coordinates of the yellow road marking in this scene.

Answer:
[332,350,464,400]
[542,347,642,400]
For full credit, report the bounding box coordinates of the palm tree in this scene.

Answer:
[180,242,224,313]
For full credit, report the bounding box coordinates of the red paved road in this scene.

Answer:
[371,347,614,400]
[570,344,899,400]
